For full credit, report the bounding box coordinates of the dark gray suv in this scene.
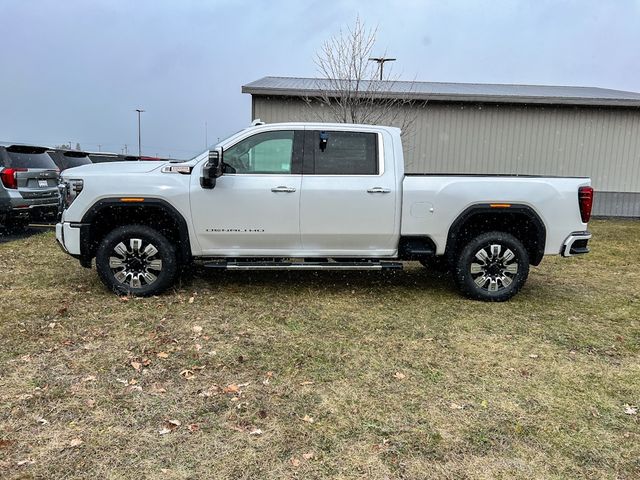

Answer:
[0,145,60,229]
[47,149,92,171]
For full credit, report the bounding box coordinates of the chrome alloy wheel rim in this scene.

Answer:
[470,244,518,292]
[109,238,162,288]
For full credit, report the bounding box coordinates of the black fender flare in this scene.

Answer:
[445,203,546,265]
[76,197,192,266]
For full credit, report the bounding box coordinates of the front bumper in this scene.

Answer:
[56,222,81,256]
[561,231,592,257]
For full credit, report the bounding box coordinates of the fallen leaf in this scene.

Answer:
[189,296,195,304]
[69,438,83,448]
[290,457,300,467]
[187,423,199,432]
[394,371,406,380]
[302,452,314,460]
[158,428,172,435]
[82,375,97,382]
[180,369,195,380]
[86,399,96,408]
[36,417,49,425]
[624,405,637,415]
[223,384,240,394]
[57,306,68,316]
[156,352,169,359]
[17,459,35,466]
[249,428,263,435]
[167,419,181,428]
[299,380,314,386]
[0,439,14,449]
[48,322,56,329]
[529,354,539,359]
[302,415,314,423]
[142,358,151,367]
[119,296,129,302]
[449,403,465,410]
[130,361,142,371]
[194,344,202,351]
[192,325,203,334]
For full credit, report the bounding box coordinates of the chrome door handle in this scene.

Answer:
[271,186,297,193]
[367,187,391,194]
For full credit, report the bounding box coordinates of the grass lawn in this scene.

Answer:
[0,219,638,479]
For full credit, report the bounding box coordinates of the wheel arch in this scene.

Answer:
[77,198,192,267]
[445,203,546,266]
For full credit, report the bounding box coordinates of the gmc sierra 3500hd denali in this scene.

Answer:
[56,122,593,301]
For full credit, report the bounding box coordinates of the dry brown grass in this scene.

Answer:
[1,219,639,479]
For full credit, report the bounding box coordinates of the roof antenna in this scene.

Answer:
[251,118,265,126]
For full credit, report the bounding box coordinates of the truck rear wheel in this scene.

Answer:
[454,231,529,302]
[96,225,178,297]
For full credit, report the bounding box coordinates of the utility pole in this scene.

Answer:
[135,108,145,158]
[97,144,102,152]
[368,57,396,81]
[205,121,208,149]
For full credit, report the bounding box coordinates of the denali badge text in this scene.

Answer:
[206,228,265,233]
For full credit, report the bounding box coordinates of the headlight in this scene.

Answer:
[63,179,84,207]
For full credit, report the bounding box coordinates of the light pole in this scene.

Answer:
[368,57,396,81]
[135,109,145,158]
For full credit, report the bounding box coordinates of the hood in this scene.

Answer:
[63,160,165,177]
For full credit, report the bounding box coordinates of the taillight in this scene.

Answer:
[0,167,27,189]
[578,186,594,223]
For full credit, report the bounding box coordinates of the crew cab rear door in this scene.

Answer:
[299,129,398,256]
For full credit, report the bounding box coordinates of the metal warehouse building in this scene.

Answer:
[242,76,640,217]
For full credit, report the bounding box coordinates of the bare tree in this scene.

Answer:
[305,17,420,137]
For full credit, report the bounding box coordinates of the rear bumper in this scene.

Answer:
[561,231,592,257]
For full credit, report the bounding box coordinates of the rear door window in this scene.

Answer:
[308,131,379,175]
[5,146,57,169]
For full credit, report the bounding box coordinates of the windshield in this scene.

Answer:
[4,146,57,169]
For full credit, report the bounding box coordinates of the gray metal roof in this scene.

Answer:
[242,76,640,107]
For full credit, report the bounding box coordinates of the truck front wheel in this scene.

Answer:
[454,231,529,302]
[96,225,178,297]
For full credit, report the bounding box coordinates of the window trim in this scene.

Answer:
[302,130,384,177]
[221,130,304,176]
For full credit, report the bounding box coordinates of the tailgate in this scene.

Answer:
[16,168,59,189]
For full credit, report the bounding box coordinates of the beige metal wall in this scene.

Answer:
[252,96,640,215]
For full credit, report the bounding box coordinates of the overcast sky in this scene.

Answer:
[1,0,639,158]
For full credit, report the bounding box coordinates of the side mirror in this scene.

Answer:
[200,148,223,189]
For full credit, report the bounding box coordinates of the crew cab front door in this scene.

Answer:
[190,129,304,256]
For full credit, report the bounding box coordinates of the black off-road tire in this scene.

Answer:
[96,224,178,297]
[454,231,529,302]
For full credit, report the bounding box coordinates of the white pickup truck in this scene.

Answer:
[56,122,593,301]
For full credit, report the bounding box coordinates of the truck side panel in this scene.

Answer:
[401,176,590,255]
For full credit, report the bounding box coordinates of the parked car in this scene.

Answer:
[88,152,145,163]
[56,122,593,301]
[87,152,125,164]
[48,149,92,171]
[0,144,60,228]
